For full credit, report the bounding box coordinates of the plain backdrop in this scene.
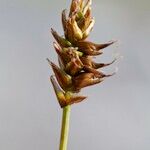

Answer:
[0,0,150,149]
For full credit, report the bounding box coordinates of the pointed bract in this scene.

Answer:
[95,41,116,50]
[68,95,87,105]
[51,28,72,47]
[71,17,83,41]
[83,65,105,78]
[62,9,68,37]
[93,58,117,69]
[82,18,95,39]
[78,8,92,32]
[50,75,67,107]
[76,40,115,51]
[69,0,81,17]
[47,59,72,91]
[73,73,104,90]
[82,0,92,15]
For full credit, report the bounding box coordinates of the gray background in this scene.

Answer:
[0,0,150,149]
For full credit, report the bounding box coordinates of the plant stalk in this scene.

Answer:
[59,105,71,150]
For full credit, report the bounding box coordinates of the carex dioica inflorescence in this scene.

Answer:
[47,0,116,108]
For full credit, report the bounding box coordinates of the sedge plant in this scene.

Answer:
[47,0,117,149]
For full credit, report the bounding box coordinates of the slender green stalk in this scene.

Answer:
[59,105,71,150]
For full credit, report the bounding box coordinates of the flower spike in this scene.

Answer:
[48,0,116,107]
[48,1,117,149]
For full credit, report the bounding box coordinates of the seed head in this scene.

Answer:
[48,0,117,108]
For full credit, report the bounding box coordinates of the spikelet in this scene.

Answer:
[48,0,116,107]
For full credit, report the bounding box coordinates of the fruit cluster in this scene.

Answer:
[47,0,116,107]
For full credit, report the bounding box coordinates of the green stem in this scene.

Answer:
[59,105,71,150]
